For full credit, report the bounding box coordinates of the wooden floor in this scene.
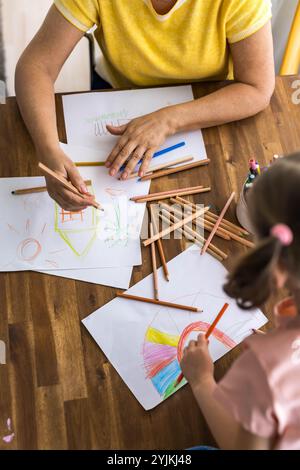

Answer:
[0,76,300,450]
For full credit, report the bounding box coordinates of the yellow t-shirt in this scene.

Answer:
[54,0,272,88]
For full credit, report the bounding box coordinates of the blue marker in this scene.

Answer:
[120,141,186,171]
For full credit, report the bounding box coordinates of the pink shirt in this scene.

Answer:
[214,298,300,450]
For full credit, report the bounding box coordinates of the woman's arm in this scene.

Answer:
[180,335,273,450]
[106,21,275,178]
[15,5,95,211]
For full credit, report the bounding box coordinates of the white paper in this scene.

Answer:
[62,86,207,166]
[0,175,150,271]
[82,246,268,410]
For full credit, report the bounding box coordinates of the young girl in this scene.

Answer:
[181,153,300,450]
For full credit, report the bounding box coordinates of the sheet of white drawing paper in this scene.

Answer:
[0,175,150,271]
[40,143,137,288]
[82,246,268,410]
[62,86,207,165]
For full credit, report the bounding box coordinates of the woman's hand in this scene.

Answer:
[105,108,177,179]
[40,148,96,211]
[180,334,214,389]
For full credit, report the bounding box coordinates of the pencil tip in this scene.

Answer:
[11,191,15,195]
[196,308,203,313]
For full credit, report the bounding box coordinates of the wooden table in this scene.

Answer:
[0,76,300,450]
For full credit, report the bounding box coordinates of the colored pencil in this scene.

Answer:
[116,293,202,312]
[201,193,235,255]
[132,187,211,204]
[140,159,210,181]
[159,211,227,260]
[75,162,105,167]
[150,222,159,300]
[38,162,104,211]
[143,206,209,247]
[150,205,169,281]
[176,302,229,387]
[131,186,204,202]
[128,155,194,180]
[175,196,249,236]
[252,328,266,336]
[164,201,231,241]
[121,141,186,170]
[11,180,92,195]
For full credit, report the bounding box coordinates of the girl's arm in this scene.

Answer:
[15,5,95,211]
[106,21,275,178]
[181,335,273,450]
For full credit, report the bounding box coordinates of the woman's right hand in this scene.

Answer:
[40,148,96,211]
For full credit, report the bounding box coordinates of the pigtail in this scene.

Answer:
[223,237,282,309]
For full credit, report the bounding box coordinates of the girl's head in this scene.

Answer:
[224,153,300,309]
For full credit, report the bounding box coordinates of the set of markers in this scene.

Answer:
[244,154,282,190]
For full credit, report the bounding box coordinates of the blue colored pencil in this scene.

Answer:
[120,141,186,171]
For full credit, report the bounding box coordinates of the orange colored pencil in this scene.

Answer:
[131,186,204,202]
[150,205,169,281]
[201,192,235,255]
[116,293,202,312]
[140,159,210,181]
[38,162,103,211]
[176,303,229,387]
[150,223,159,300]
[12,180,92,195]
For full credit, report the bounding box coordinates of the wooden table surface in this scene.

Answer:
[0,76,300,450]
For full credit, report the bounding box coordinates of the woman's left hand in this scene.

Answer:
[180,334,214,389]
[105,108,176,179]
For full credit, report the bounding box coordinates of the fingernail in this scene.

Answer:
[122,172,128,180]
[110,169,116,176]
[139,172,144,178]
[80,184,88,194]
[105,162,111,168]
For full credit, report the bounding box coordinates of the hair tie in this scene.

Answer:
[270,224,293,246]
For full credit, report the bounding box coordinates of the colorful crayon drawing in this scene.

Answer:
[54,184,99,257]
[142,292,238,400]
[104,188,136,247]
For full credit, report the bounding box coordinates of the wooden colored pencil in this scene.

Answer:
[140,159,210,181]
[205,303,229,338]
[150,205,169,281]
[175,196,249,236]
[12,180,92,195]
[128,155,194,180]
[252,328,266,336]
[159,212,227,261]
[201,192,235,255]
[150,222,159,300]
[38,162,104,211]
[116,293,202,312]
[75,162,105,167]
[143,206,209,247]
[131,185,204,202]
[133,187,211,204]
[167,200,231,241]
[176,302,229,387]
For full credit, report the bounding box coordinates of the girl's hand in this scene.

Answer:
[105,108,176,179]
[180,334,214,389]
[40,148,96,211]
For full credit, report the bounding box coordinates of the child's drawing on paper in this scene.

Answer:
[103,188,139,247]
[55,203,99,257]
[143,293,239,400]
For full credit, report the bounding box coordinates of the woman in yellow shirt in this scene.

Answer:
[16,0,275,211]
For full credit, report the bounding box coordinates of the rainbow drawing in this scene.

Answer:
[143,316,236,400]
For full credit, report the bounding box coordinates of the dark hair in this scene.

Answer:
[224,153,300,309]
